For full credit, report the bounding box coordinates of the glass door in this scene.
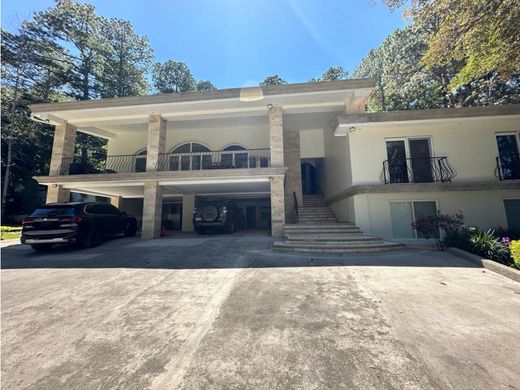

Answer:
[496,134,520,180]
[409,138,433,182]
[386,140,408,183]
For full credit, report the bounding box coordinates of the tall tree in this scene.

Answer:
[152,60,196,93]
[97,18,153,98]
[196,80,216,91]
[260,75,287,86]
[353,20,520,111]
[24,0,102,100]
[382,0,520,89]
[320,66,349,81]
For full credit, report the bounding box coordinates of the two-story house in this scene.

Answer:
[29,80,520,250]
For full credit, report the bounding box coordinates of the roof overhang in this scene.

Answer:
[334,104,520,136]
[29,79,376,139]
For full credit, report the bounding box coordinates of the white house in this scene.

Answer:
[29,80,520,250]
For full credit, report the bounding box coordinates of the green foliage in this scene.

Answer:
[381,0,520,89]
[353,20,520,111]
[311,66,349,83]
[411,210,464,250]
[510,240,520,269]
[260,75,287,86]
[96,18,153,98]
[469,229,511,265]
[196,80,217,91]
[152,60,196,93]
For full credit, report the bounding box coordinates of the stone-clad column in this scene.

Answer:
[269,106,284,167]
[46,185,70,203]
[46,122,76,203]
[142,181,163,239]
[146,114,166,171]
[49,122,77,176]
[270,176,285,236]
[283,130,303,222]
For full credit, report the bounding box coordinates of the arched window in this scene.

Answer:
[135,149,147,172]
[221,145,249,168]
[169,142,211,171]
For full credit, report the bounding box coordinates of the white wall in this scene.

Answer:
[352,190,520,240]
[300,129,325,158]
[347,117,520,185]
[107,118,270,156]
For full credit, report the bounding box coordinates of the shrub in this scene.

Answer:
[412,210,465,250]
[469,229,511,265]
[510,240,520,269]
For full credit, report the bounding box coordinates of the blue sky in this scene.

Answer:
[1,0,406,88]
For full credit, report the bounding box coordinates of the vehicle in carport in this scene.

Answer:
[193,201,244,234]
[21,202,138,251]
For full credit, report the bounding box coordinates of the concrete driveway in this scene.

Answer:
[2,233,519,390]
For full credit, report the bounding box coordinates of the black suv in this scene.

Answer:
[21,202,138,251]
[193,201,244,234]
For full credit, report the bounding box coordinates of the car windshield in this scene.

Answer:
[30,206,76,217]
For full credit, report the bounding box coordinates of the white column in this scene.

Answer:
[182,194,195,232]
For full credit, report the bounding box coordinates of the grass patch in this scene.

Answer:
[1,226,22,240]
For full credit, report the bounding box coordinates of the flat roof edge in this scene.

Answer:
[29,78,377,113]
[338,104,520,125]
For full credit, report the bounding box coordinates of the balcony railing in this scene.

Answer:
[381,157,456,184]
[56,149,271,175]
[157,148,270,171]
[495,153,520,180]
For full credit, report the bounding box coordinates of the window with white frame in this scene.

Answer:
[390,200,437,239]
[496,132,520,180]
[385,137,433,183]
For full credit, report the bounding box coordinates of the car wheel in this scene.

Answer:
[30,243,54,252]
[82,227,103,248]
[226,220,235,234]
[124,220,137,237]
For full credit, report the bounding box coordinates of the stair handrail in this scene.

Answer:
[293,191,299,224]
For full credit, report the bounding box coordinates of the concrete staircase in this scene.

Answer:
[272,195,404,253]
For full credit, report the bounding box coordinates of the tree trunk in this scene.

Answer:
[2,71,21,218]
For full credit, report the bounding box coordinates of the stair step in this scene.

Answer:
[284,224,356,229]
[272,241,404,253]
[285,234,382,242]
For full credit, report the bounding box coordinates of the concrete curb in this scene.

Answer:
[447,247,520,283]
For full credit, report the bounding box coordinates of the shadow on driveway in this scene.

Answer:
[1,233,478,270]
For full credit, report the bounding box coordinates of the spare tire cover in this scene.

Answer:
[201,205,218,221]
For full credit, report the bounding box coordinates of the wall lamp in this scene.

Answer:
[267,104,273,110]
[349,126,356,133]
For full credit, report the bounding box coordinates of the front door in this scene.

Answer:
[301,163,317,194]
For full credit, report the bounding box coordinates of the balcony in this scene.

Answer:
[381,157,456,184]
[496,153,520,180]
[56,148,271,176]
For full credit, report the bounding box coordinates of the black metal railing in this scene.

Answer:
[156,148,270,171]
[293,191,299,223]
[495,154,520,180]
[56,149,271,175]
[381,157,456,184]
[57,155,148,175]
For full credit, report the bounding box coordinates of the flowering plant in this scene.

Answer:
[411,210,465,250]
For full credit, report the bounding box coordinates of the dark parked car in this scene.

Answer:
[193,200,244,234]
[21,202,137,251]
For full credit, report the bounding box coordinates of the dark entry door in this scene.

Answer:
[246,206,256,229]
[409,138,433,183]
[301,163,317,194]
